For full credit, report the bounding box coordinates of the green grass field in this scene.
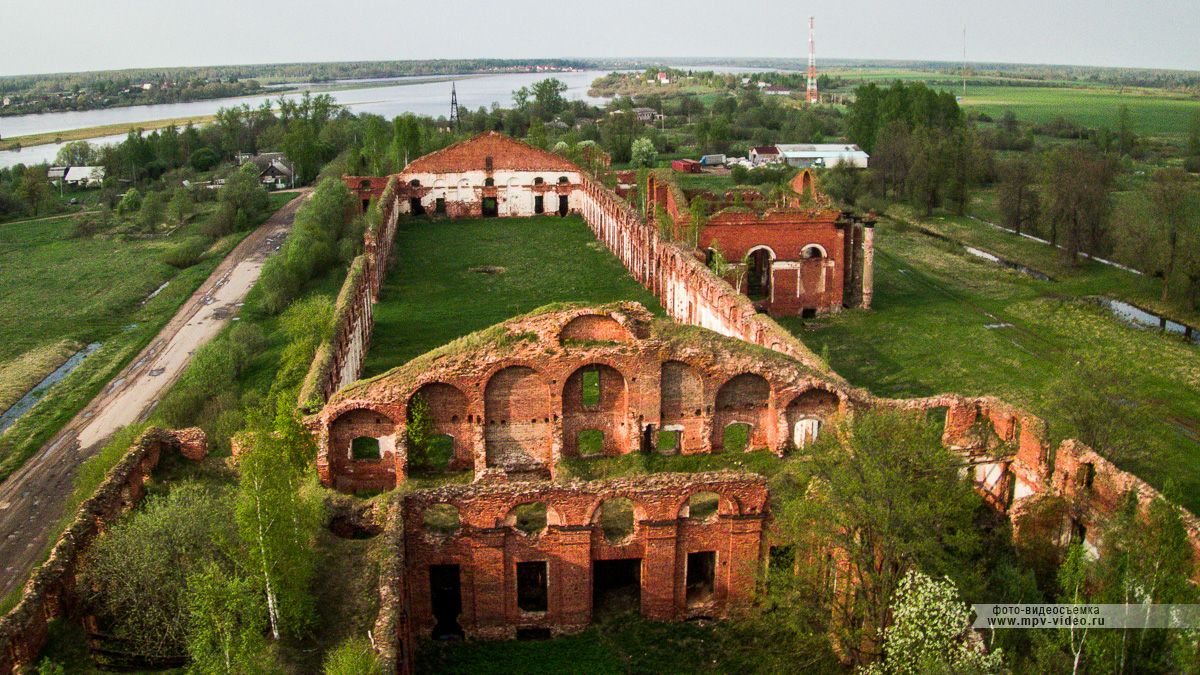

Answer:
[362,216,663,376]
[784,215,1200,513]
[0,192,294,480]
[956,85,1200,137]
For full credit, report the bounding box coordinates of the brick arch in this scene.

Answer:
[484,365,553,470]
[558,314,633,345]
[327,406,399,491]
[583,493,649,526]
[712,373,773,452]
[409,382,472,469]
[675,489,742,519]
[785,387,841,449]
[561,363,630,456]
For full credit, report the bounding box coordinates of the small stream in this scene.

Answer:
[963,245,1053,281]
[1097,298,1199,344]
[0,342,102,434]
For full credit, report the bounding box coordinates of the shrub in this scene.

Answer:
[162,236,210,269]
[322,637,381,675]
[189,147,219,171]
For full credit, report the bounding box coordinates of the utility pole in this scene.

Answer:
[806,16,819,104]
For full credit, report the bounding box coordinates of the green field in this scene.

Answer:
[956,85,1200,137]
[363,216,663,376]
[784,214,1200,513]
[0,192,294,480]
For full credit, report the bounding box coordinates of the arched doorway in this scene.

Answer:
[747,246,774,300]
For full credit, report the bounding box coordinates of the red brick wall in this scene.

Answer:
[399,473,768,639]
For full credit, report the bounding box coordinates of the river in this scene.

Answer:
[0,66,783,169]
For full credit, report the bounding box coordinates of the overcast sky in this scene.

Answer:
[2,0,1197,77]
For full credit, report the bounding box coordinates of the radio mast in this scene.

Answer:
[450,82,460,129]
[806,16,819,104]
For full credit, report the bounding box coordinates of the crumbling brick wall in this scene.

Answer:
[308,305,855,491]
[0,428,207,675]
[396,472,768,640]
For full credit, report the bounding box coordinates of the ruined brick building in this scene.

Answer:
[311,133,1200,671]
[645,169,876,316]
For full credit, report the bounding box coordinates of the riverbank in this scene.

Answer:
[0,114,217,151]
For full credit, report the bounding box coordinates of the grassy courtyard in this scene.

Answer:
[783,214,1200,512]
[362,215,663,376]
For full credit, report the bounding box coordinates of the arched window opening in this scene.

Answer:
[557,176,569,184]
[684,492,721,522]
[508,502,549,537]
[802,244,826,259]
[409,179,421,188]
[597,498,636,544]
[423,503,461,536]
[485,177,495,187]
[534,177,545,185]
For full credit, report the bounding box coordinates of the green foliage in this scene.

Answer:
[862,570,1004,674]
[136,189,167,231]
[235,406,324,640]
[54,140,98,166]
[250,177,356,315]
[154,324,264,428]
[1040,147,1115,261]
[80,483,238,660]
[168,188,195,227]
[405,392,434,465]
[190,147,220,171]
[117,187,142,216]
[781,409,983,666]
[273,294,335,396]
[322,637,381,675]
[630,137,658,168]
[847,81,963,153]
[162,236,211,269]
[185,563,270,674]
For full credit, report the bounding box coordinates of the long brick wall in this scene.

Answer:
[576,175,833,374]
[298,178,400,413]
[0,428,206,675]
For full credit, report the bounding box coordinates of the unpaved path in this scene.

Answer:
[0,190,309,599]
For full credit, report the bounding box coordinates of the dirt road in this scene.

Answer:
[0,190,309,600]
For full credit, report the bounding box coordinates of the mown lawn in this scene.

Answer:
[363,216,663,376]
[0,191,294,480]
[784,215,1200,512]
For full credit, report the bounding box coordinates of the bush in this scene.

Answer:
[322,637,381,675]
[189,147,219,171]
[79,483,237,660]
[162,236,211,269]
[1185,155,1200,174]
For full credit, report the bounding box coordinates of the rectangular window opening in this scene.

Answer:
[517,561,549,612]
[686,551,716,605]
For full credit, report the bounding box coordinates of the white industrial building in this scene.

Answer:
[774,144,870,169]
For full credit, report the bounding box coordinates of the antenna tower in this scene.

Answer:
[450,82,460,129]
[806,16,819,104]
[961,27,967,97]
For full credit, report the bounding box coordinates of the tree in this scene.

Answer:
[821,160,860,206]
[906,128,947,216]
[190,147,220,171]
[869,121,912,198]
[218,163,269,225]
[1057,542,1092,675]
[117,186,142,216]
[780,409,983,666]
[1041,147,1114,262]
[944,126,981,216]
[862,570,1004,674]
[390,114,422,169]
[54,140,97,166]
[997,156,1041,236]
[1148,168,1194,302]
[235,405,323,640]
[601,111,641,163]
[137,189,167,231]
[16,165,50,215]
[630,137,657,169]
[79,484,237,660]
[185,564,270,674]
[1116,105,1138,157]
[168,188,195,227]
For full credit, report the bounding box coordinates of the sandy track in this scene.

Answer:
[0,190,309,599]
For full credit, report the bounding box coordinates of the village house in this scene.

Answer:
[238,152,296,189]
